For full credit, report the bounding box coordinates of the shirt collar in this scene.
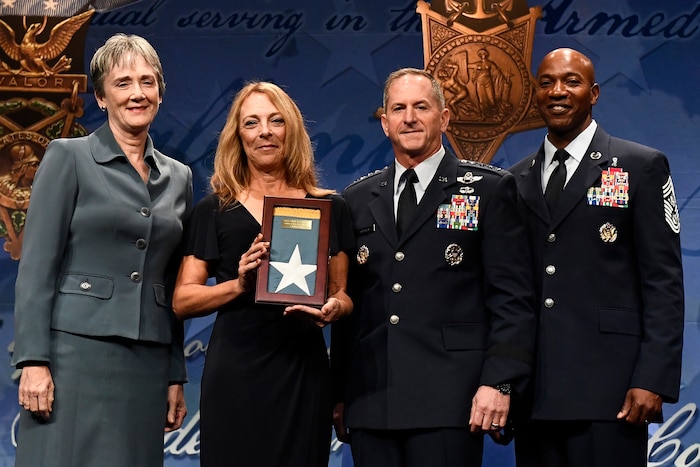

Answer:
[144,141,160,174]
[93,123,161,175]
[394,146,446,194]
[544,119,598,166]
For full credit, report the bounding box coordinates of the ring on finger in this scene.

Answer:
[490,422,500,428]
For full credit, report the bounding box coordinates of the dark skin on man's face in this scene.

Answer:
[535,48,600,149]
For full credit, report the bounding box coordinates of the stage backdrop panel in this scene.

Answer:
[0,1,698,466]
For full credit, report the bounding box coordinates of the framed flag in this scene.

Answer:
[255,196,332,306]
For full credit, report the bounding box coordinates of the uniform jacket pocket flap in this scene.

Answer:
[153,284,167,307]
[442,323,489,350]
[59,273,113,299]
[599,307,641,336]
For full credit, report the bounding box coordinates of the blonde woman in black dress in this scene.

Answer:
[173,81,353,467]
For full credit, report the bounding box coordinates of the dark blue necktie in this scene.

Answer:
[544,149,570,211]
[396,168,418,237]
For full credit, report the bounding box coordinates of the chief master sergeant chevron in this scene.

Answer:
[330,67,536,467]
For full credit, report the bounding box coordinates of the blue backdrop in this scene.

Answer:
[0,1,698,466]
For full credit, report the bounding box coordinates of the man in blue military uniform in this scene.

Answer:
[331,67,536,467]
[508,48,684,467]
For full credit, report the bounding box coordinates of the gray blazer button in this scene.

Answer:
[547,233,556,243]
[130,272,142,283]
[545,265,556,275]
[135,238,147,250]
[394,251,405,261]
[389,315,400,325]
[544,298,555,308]
[140,207,151,217]
[391,283,402,293]
[79,281,91,291]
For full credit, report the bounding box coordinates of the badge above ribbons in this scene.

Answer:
[417,0,545,163]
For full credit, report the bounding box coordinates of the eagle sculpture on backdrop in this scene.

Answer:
[0,9,92,76]
[0,8,94,260]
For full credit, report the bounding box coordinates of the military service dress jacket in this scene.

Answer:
[509,126,684,421]
[332,150,535,430]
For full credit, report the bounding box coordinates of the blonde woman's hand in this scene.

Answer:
[237,233,269,292]
[284,297,346,328]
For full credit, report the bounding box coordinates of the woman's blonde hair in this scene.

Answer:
[211,81,333,207]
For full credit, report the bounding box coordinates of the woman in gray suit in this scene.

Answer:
[12,34,192,466]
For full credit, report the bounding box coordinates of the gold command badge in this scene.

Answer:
[418,0,545,163]
[599,222,618,243]
[356,245,370,265]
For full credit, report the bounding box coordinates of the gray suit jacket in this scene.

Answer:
[13,123,192,382]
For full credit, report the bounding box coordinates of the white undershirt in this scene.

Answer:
[541,120,598,193]
[394,146,445,219]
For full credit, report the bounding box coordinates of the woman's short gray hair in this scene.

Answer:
[90,33,165,98]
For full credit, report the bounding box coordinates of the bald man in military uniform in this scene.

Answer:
[508,48,684,467]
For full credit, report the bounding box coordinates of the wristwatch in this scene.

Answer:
[493,383,512,395]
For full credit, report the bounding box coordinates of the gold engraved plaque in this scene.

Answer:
[417,0,545,163]
[280,218,314,230]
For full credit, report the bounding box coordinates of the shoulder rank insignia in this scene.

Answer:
[346,167,386,188]
[459,158,502,172]
[663,176,681,234]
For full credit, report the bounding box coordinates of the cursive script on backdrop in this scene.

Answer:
[540,0,700,38]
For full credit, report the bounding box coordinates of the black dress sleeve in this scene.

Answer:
[328,194,355,256]
[184,194,222,265]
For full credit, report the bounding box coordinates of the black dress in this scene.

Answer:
[185,193,354,467]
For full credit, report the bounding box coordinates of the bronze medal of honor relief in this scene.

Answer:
[0,9,93,259]
[0,1,138,259]
[418,0,545,163]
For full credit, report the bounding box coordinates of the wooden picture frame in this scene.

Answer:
[255,196,332,306]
